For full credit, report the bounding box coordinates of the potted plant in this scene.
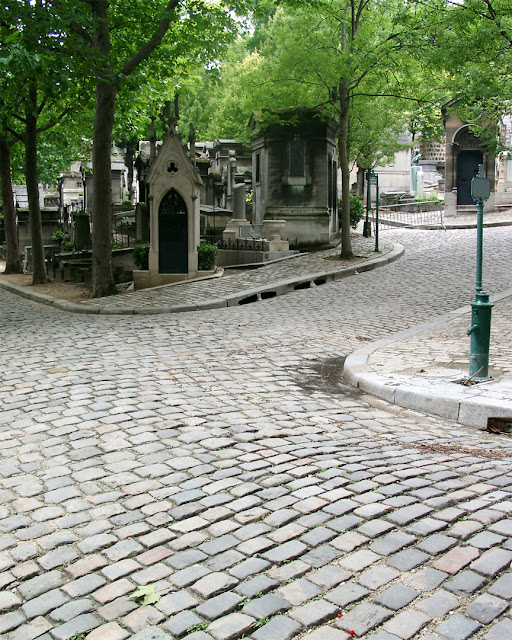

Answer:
[263,213,286,240]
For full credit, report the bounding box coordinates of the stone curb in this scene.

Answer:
[0,243,404,315]
[343,287,512,428]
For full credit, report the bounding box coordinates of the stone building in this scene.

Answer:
[443,101,495,216]
[250,109,338,247]
[133,125,202,290]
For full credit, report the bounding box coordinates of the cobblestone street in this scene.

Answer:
[1,227,512,640]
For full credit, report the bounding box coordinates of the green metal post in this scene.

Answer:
[467,165,493,380]
[363,170,371,237]
[374,177,379,252]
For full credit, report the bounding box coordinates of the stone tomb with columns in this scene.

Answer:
[133,127,203,290]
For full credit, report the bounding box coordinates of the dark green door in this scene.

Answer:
[159,189,188,273]
[457,150,483,205]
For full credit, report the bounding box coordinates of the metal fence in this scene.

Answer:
[372,202,445,229]
[112,213,137,248]
[217,238,271,251]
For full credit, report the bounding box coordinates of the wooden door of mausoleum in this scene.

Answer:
[158,188,188,273]
[457,150,483,205]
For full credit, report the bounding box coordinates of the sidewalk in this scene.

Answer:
[0,236,403,314]
[343,287,512,429]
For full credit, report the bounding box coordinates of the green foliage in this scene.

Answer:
[349,195,364,230]
[187,622,209,634]
[128,584,160,606]
[63,241,74,251]
[254,617,271,629]
[197,243,219,270]
[133,244,150,270]
[51,230,64,242]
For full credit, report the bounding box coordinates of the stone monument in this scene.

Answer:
[133,122,202,290]
[222,183,252,241]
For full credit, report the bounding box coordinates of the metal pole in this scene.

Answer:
[375,176,379,253]
[363,170,371,237]
[475,198,484,294]
[467,166,493,380]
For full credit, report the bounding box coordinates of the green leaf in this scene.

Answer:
[129,584,161,606]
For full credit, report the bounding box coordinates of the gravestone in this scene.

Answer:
[135,202,149,243]
[410,165,424,198]
[134,125,202,289]
[223,183,252,241]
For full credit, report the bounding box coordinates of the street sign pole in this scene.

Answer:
[374,173,379,253]
[467,164,493,380]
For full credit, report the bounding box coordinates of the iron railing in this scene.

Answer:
[371,201,445,229]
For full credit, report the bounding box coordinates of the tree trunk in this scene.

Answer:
[91,79,118,297]
[89,0,177,296]
[0,132,22,274]
[25,82,47,284]
[338,82,353,259]
[91,0,117,297]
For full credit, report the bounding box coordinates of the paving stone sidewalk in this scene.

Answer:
[79,236,397,313]
[343,289,512,428]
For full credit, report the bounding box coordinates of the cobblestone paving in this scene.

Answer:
[1,227,512,640]
[83,236,394,310]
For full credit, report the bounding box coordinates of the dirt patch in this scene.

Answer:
[412,441,511,460]
[323,254,366,264]
[0,272,93,303]
[290,356,362,399]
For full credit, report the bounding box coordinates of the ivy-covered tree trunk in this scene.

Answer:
[338,81,353,259]
[25,82,47,284]
[0,132,22,274]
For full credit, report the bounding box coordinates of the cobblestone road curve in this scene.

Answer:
[1,227,512,640]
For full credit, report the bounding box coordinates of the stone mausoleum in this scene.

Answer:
[443,101,495,216]
[134,124,202,290]
[250,109,338,247]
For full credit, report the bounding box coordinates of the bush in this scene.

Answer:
[339,195,365,229]
[350,195,365,229]
[52,230,64,242]
[133,244,149,270]
[197,243,219,270]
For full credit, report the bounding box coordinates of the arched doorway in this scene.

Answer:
[159,188,188,273]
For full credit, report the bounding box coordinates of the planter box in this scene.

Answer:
[263,219,286,239]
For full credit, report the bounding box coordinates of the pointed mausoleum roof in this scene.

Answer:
[146,126,202,188]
